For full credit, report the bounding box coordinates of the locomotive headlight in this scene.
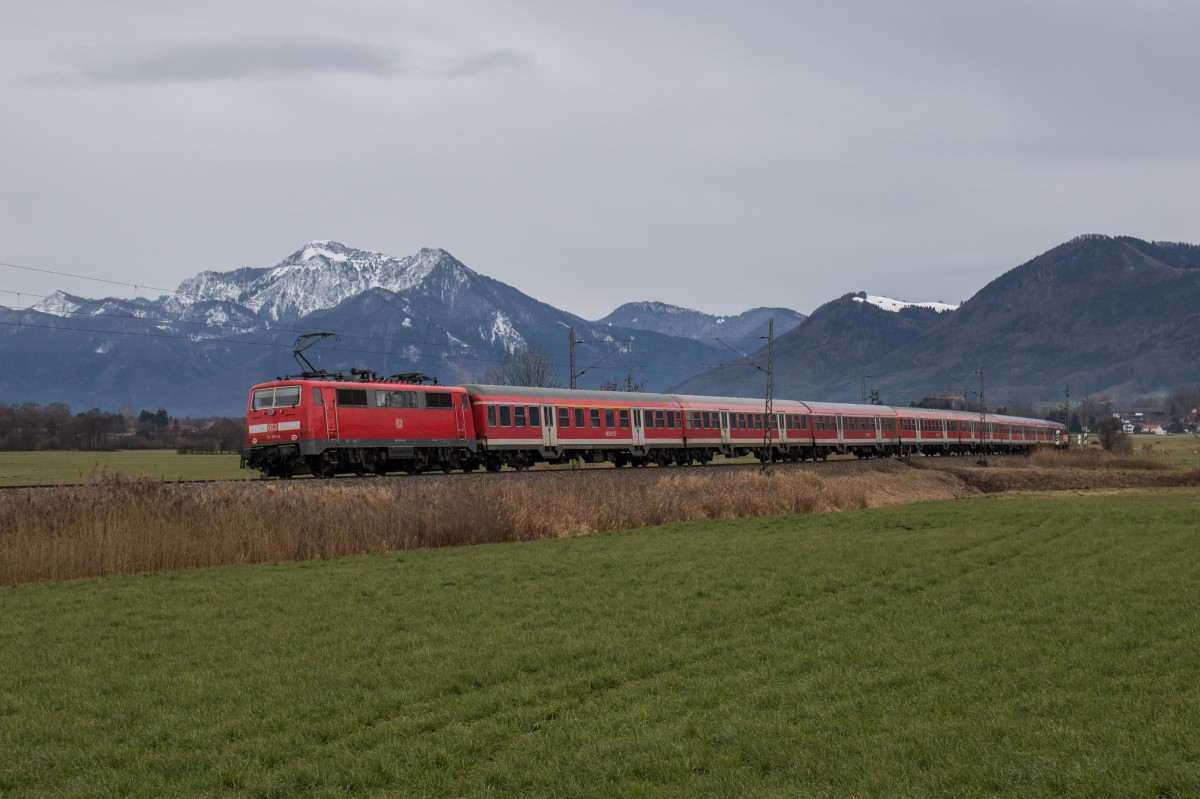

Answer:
[251,438,258,444]
[291,435,298,441]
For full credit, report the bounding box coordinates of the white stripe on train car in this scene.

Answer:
[248,421,302,434]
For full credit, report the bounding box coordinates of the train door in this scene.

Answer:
[454,395,468,440]
[541,405,557,448]
[719,411,731,447]
[317,387,339,440]
[631,408,645,447]
[776,413,787,445]
[835,415,844,444]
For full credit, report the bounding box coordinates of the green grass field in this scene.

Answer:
[1126,434,1200,469]
[0,450,250,486]
[2,490,1198,797]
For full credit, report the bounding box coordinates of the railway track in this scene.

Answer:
[0,452,1029,493]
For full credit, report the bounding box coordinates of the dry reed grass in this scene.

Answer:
[1031,446,1176,471]
[0,466,970,586]
[1031,447,1117,469]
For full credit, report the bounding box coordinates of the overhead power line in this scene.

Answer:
[0,259,180,298]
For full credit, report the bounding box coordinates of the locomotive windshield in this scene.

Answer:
[252,386,301,410]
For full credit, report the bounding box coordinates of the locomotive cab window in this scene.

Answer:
[253,386,302,410]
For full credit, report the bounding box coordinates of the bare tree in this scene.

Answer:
[487,348,562,387]
[598,374,648,392]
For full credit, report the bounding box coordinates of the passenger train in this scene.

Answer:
[242,374,1066,478]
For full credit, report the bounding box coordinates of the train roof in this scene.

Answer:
[461,384,678,404]
[252,377,464,392]
[461,384,808,410]
[798,401,898,415]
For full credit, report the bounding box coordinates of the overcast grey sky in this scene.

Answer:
[3,1,1199,318]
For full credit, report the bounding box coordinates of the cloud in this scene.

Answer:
[31,38,535,87]
[436,50,533,78]
[34,37,404,86]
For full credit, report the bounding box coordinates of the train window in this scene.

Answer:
[378,390,419,408]
[655,410,665,428]
[644,411,654,429]
[530,407,541,427]
[487,406,497,427]
[336,388,368,407]
[273,386,301,407]
[313,388,323,405]
[590,408,601,428]
[605,409,615,428]
[619,409,630,428]
[499,406,512,427]
[665,411,674,429]
[515,406,527,427]
[559,407,571,428]
[754,414,762,430]
[253,387,300,409]
[575,408,585,427]
[426,392,453,409]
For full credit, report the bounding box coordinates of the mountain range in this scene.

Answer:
[0,242,802,415]
[675,235,1200,408]
[2,235,1196,417]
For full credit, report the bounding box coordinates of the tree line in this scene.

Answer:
[0,402,244,453]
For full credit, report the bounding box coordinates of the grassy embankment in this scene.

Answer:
[2,491,1198,797]
[0,450,249,486]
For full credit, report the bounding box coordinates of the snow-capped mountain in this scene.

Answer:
[9,242,772,414]
[170,242,478,322]
[851,294,958,314]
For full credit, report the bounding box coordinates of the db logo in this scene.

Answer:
[394,419,404,429]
